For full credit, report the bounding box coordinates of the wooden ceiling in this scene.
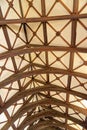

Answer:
[0,0,87,130]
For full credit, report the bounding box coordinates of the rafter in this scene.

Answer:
[0,13,87,25]
[18,110,66,130]
[0,1,87,130]
[18,109,83,130]
[1,46,87,60]
[16,97,87,117]
[1,66,87,88]
[1,84,87,113]
[1,103,86,130]
[0,7,23,92]
[27,120,63,130]
[27,120,78,130]
[65,0,79,129]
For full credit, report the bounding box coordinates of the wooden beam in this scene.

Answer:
[17,97,87,117]
[28,120,78,130]
[0,66,87,88]
[1,46,87,60]
[65,0,79,129]
[1,97,87,130]
[0,7,23,91]
[1,106,85,130]
[28,120,63,130]
[18,120,65,130]
[1,84,87,113]
[41,0,50,100]
[20,109,83,129]
[0,13,87,25]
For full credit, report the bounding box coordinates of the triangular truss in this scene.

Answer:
[0,0,87,130]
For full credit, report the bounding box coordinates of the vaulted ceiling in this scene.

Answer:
[0,0,87,130]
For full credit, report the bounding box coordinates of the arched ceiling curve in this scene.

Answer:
[0,0,87,130]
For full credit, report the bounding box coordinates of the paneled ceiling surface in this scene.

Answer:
[0,0,87,130]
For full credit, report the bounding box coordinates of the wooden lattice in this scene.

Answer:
[0,0,87,130]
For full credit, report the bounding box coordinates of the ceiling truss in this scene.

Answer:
[0,0,87,130]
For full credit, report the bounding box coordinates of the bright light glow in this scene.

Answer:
[81,100,87,108]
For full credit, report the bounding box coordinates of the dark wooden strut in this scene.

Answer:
[1,98,87,130]
[65,0,79,129]
[18,3,36,129]
[27,121,75,130]
[27,120,64,130]
[0,7,23,130]
[1,66,87,88]
[0,6,23,94]
[18,109,81,130]
[27,120,77,130]
[18,111,65,130]
[0,13,87,25]
[83,117,87,129]
[28,122,62,130]
[0,1,87,130]
[1,46,87,60]
[0,84,87,114]
[41,0,50,106]
[18,0,34,89]
[18,0,33,73]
